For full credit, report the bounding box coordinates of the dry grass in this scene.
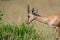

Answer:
[0,0,60,40]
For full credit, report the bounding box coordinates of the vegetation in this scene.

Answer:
[0,11,3,21]
[0,23,42,40]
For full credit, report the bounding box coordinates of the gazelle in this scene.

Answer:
[26,5,60,40]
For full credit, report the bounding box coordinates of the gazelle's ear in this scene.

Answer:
[35,9,38,13]
[27,4,30,14]
[31,8,38,14]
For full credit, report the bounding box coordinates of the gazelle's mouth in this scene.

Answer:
[26,19,34,24]
[26,22,30,24]
[26,21,31,24]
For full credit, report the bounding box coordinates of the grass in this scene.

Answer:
[0,23,43,40]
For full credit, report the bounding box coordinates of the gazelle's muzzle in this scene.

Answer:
[26,17,29,24]
[26,21,30,24]
[26,18,31,24]
[26,18,35,24]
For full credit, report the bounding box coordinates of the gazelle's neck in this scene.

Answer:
[35,16,49,24]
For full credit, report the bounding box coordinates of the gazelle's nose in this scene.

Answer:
[25,18,29,24]
[26,22,29,24]
[26,21,29,24]
[26,21,30,24]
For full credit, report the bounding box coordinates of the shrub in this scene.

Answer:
[0,23,42,40]
[0,11,3,20]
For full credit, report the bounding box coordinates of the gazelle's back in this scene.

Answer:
[48,13,60,27]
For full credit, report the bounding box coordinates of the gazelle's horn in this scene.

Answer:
[27,4,30,13]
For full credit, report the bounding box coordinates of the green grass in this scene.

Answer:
[0,23,42,40]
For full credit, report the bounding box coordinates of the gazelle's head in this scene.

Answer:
[26,5,39,24]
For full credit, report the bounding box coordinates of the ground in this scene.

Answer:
[0,0,60,40]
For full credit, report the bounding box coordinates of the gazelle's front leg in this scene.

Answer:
[56,27,60,40]
[56,28,58,40]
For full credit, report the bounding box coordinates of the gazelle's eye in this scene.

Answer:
[28,16,30,18]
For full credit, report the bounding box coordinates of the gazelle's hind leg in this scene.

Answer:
[56,27,60,40]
